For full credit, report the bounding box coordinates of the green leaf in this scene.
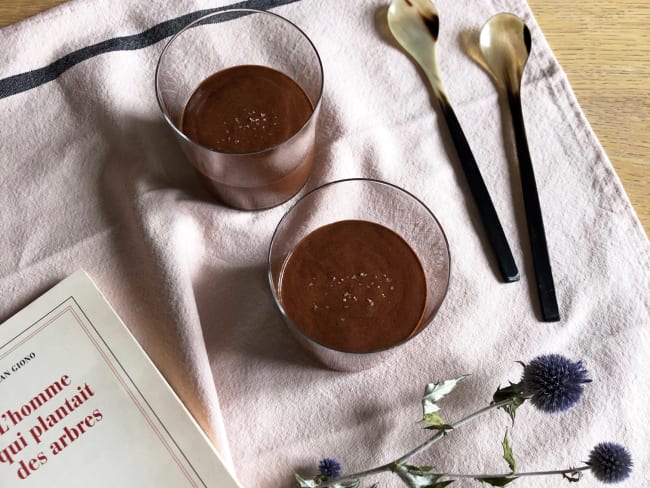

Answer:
[295,474,319,487]
[502,395,525,424]
[562,470,583,482]
[294,474,360,488]
[501,430,516,472]
[492,383,526,423]
[392,463,446,488]
[418,376,468,429]
[329,480,360,488]
[476,476,518,486]
[421,413,453,431]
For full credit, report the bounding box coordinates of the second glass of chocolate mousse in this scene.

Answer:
[155,9,323,210]
[268,179,451,371]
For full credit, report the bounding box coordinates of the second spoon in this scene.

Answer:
[387,0,519,283]
[479,13,560,322]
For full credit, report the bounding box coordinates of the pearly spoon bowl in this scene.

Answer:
[479,13,531,94]
[387,0,443,94]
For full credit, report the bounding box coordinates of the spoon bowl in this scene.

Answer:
[387,0,442,93]
[479,13,532,93]
[386,0,519,283]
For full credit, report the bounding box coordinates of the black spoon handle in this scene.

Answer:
[437,96,520,283]
[507,90,560,322]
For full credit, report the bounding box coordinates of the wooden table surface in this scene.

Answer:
[1,1,648,235]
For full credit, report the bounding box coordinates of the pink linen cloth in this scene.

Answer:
[1,0,648,486]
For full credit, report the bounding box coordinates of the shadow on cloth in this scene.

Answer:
[98,114,321,382]
[193,262,323,370]
[94,113,243,449]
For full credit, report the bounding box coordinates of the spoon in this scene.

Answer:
[387,0,519,284]
[479,13,560,322]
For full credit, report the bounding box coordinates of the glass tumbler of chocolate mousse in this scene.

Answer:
[155,9,323,210]
[268,179,450,371]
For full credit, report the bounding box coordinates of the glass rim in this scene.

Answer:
[267,177,452,356]
[154,8,324,156]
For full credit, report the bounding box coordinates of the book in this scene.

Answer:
[0,270,242,487]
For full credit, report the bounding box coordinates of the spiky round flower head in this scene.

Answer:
[318,458,341,479]
[520,354,591,413]
[587,442,633,483]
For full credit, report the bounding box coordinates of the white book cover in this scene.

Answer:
[0,270,242,487]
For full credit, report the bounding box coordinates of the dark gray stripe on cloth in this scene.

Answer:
[0,0,301,99]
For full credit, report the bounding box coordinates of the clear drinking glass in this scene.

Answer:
[155,9,323,210]
[268,179,451,371]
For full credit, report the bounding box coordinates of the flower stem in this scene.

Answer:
[395,399,512,464]
[313,399,513,488]
[440,465,590,480]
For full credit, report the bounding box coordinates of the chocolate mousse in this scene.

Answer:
[279,220,427,353]
[179,65,316,209]
[180,65,313,153]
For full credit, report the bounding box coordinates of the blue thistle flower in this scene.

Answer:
[520,354,591,413]
[587,442,633,483]
[318,458,341,479]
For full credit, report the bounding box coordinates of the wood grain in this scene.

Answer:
[1,0,648,235]
[528,1,649,236]
[0,0,68,27]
